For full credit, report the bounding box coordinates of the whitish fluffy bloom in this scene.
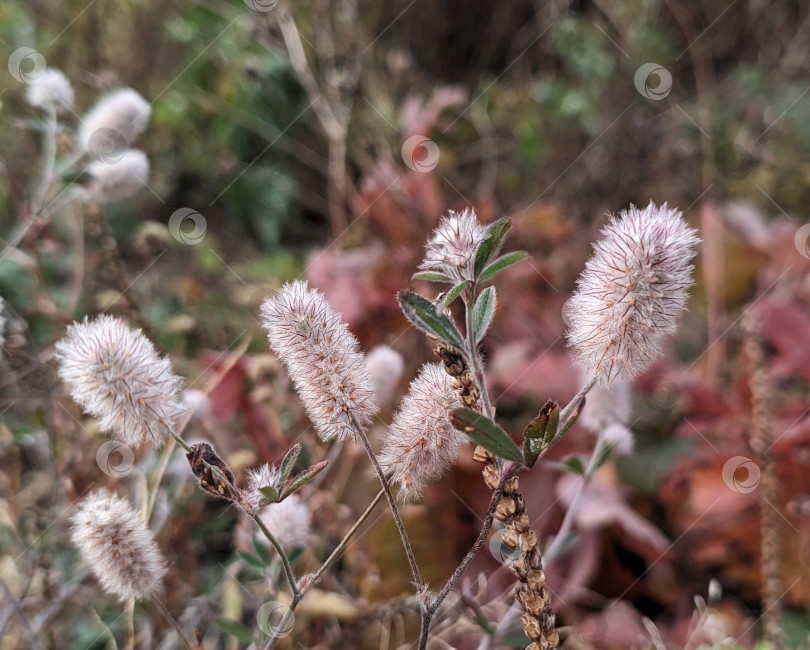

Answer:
[420,208,488,278]
[255,495,310,549]
[243,462,282,511]
[25,69,74,113]
[565,202,700,385]
[86,149,149,202]
[71,489,166,601]
[580,378,634,454]
[78,88,151,152]
[365,345,404,408]
[379,363,466,500]
[261,281,378,442]
[56,315,185,448]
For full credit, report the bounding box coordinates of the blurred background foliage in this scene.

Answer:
[2,0,810,648]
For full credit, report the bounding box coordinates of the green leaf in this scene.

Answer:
[479,251,528,282]
[238,550,265,569]
[397,290,464,348]
[523,399,560,443]
[278,443,302,487]
[437,280,470,313]
[449,408,524,464]
[287,546,305,565]
[545,455,587,475]
[253,538,271,565]
[216,618,255,643]
[472,287,497,343]
[258,485,279,503]
[474,218,512,277]
[280,460,329,500]
[412,271,454,284]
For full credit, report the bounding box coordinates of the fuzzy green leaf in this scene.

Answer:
[472,287,497,343]
[474,218,512,277]
[238,551,266,569]
[437,280,471,313]
[258,485,279,503]
[397,290,464,348]
[412,271,454,284]
[449,408,523,464]
[280,460,329,501]
[253,538,271,565]
[479,251,528,282]
[278,443,302,487]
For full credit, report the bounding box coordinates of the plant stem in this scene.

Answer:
[554,375,597,442]
[350,413,423,591]
[299,488,385,598]
[32,106,58,211]
[150,595,193,650]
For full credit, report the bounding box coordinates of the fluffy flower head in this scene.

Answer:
[242,462,282,512]
[565,202,699,385]
[365,345,404,408]
[420,208,488,278]
[261,281,378,442]
[71,489,166,601]
[56,315,185,448]
[379,363,467,500]
[86,149,149,202]
[78,88,151,152]
[255,495,311,549]
[25,69,74,113]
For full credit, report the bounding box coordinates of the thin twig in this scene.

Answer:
[150,595,193,650]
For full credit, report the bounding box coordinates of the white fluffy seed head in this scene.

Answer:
[86,149,150,202]
[420,208,488,279]
[565,202,700,385]
[365,345,404,408]
[55,315,185,448]
[71,489,166,602]
[243,462,282,512]
[25,69,74,113]
[78,88,151,151]
[379,363,467,500]
[255,495,311,549]
[260,281,378,443]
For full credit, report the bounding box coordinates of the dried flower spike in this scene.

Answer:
[565,202,700,385]
[419,208,488,279]
[379,363,467,500]
[56,315,185,448]
[71,489,166,602]
[260,281,378,442]
[255,494,311,549]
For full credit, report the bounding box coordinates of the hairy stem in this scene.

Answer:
[150,595,193,650]
[351,413,424,590]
